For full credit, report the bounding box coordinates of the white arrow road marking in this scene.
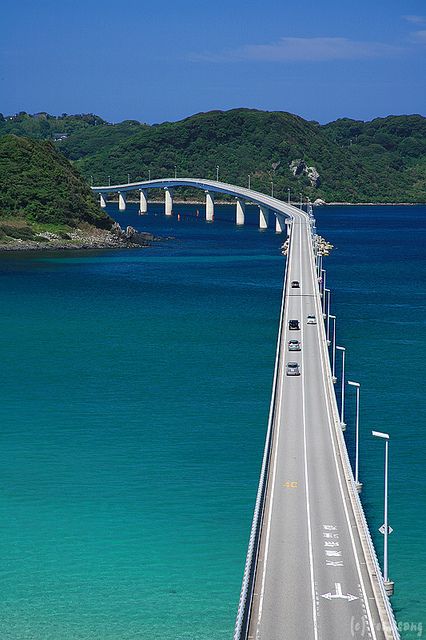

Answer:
[321,583,359,602]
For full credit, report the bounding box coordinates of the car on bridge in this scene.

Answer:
[286,362,300,376]
[289,319,300,330]
[307,314,317,324]
[291,280,300,288]
[288,339,301,351]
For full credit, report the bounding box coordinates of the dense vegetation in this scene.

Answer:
[1,109,425,202]
[0,135,112,230]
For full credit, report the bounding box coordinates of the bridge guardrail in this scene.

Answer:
[233,219,293,640]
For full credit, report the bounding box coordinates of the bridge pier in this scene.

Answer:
[236,198,245,225]
[118,191,127,211]
[205,191,214,222]
[139,189,148,214]
[275,214,284,233]
[99,193,108,209]
[285,219,292,236]
[164,187,174,216]
[259,205,269,229]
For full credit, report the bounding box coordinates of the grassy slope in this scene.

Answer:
[0,135,112,234]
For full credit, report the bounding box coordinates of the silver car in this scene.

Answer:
[286,361,300,376]
[288,339,301,352]
[307,314,317,325]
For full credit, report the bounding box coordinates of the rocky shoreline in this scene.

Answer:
[0,223,161,252]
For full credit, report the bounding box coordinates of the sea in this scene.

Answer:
[0,202,424,640]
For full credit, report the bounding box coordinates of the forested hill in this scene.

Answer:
[1,109,425,202]
[0,135,112,228]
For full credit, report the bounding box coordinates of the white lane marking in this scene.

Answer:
[321,583,358,602]
[255,213,297,637]
[305,224,378,639]
[300,223,319,640]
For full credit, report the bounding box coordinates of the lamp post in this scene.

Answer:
[108,175,111,186]
[216,165,219,181]
[329,314,337,382]
[271,181,274,197]
[372,430,394,596]
[324,288,330,342]
[336,346,346,430]
[90,175,94,186]
[348,381,362,492]
[299,192,303,209]
[248,174,251,189]
[174,165,177,179]
[288,187,291,204]
[321,269,326,306]
[127,172,130,184]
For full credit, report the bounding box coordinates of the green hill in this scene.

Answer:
[0,135,112,240]
[1,108,425,203]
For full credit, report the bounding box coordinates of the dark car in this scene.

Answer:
[289,319,300,330]
[291,280,300,288]
[286,361,301,376]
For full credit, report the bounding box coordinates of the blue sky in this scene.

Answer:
[1,0,425,124]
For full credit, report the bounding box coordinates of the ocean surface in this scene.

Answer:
[0,202,424,639]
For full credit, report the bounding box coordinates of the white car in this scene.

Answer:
[286,362,300,376]
[307,315,317,325]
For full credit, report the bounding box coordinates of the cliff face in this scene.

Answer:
[0,134,112,229]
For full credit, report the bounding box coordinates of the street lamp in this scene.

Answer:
[90,175,94,186]
[321,269,326,305]
[348,381,362,492]
[148,169,151,181]
[174,165,177,179]
[248,174,251,189]
[108,175,111,186]
[329,314,337,382]
[216,165,219,181]
[336,346,346,430]
[271,181,274,197]
[128,172,130,184]
[324,288,331,343]
[299,192,303,209]
[288,187,291,204]
[372,430,394,596]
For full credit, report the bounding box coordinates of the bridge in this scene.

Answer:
[92,179,400,640]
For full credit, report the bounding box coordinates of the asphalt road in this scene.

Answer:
[247,213,387,640]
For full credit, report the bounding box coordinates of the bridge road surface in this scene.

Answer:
[247,212,386,640]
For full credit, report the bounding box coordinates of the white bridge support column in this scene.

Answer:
[285,219,292,237]
[164,188,174,216]
[139,189,148,214]
[99,193,108,208]
[118,191,127,211]
[236,198,245,225]
[259,205,269,229]
[275,214,285,233]
[205,191,214,222]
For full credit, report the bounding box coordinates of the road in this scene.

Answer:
[247,211,387,640]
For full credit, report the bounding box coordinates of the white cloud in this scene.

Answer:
[411,29,426,42]
[190,37,401,63]
[403,15,426,24]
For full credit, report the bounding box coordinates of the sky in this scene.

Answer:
[1,0,425,124]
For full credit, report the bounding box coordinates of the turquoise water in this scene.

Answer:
[0,203,424,639]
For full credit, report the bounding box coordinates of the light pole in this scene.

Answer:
[336,346,346,430]
[174,165,177,179]
[321,269,326,307]
[128,172,130,184]
[216,165,219,181]
[108,175,111,186]
[90,175,94,186]
[324,288,330,341]
[148,169,151,181]
[372,430,394,596]
[271,181,274,197]
[299,192,303,209]
[248,174,251,189]
[330,314,337,382]
[348,380,362,492]
[288,187,291,204]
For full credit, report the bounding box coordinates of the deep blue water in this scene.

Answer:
[0,202,423,639]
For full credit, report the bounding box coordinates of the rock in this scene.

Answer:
[307,166,320,187]
[313,198,326,205]
[289,159,306,176]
